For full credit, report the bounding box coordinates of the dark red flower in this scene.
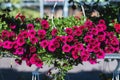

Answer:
[41,20,49,29]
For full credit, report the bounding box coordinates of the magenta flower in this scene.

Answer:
[72,51,79,60]
[110,37,119,46]
[1,30,10,39]
[62,44,71,53]
[75,43,84,51]
[93,46,101,53]
[3,40,13,49]
[30,46,36,53]
[89,58,97,64]
[105,45,115,54]
[21,30,28,38]
[9,24,16,29]
[52,39,60,48]
[41,20,49,29]
[30,54,43,68]
[84,20,93,29]
[114,24,120,34]
[15,13,21,19]
[28,29,36,37]
[96,24,106,32]
[97,34,106,42]
[27,24,34,30]
[55,36,62,42]
[30,36,38,44]
[26,59,32,67]
[17,38,25,46]
[84,35,93,43]
[71,46,78,52]
[48,42,56,52]
[30,54,38,64]
[99,19,105,24]
[14,47,24,55]
[91,28,98,35]
[73,29,82,37]
[79,25,85,31]
[51,28,57,36]
[38,29,46,39]
[9,31,16,38]
[40,40,49,48]
[65,28,73,35]
[13,41,19,49]
[96,50,105,59]
[81,50,90,61]
[61,36,67,43]
[73,26,79,30]
[86,44,94,52]
[66,35,73,42]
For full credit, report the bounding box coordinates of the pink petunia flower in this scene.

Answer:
[96,24,106,32]
[66,35,73,42]
[97,34,106,42]
[73,29,82,37]
[37,29,46,39]
[51,28,57,36]
[27,24,34,30]
[99,19,105,24]
[48,42,56,52]
[84,35,93,43]
[26,59,32,67]
[17,38,25,46]
[75,43,84,51]
[41,20,49,29]
[3,40,13,49]
[96,50,105,59]
[14,47,24,55]
[21,30,28,38]
[30,54,43,68]
[30,36,38,44]
[40,40,49,48]
[110,37,119,46]
[104,45,115,54]
[1,30,10,39]
[62,44,71,53]
[9,31,16,38]
[61,36,67,43]
[65,28,73,35]
[114,24,120,34]
[86,44,94,52]
[93,45,101,53]
[9,24,16,29]
[30,54,38,64]
[28,29,36,37]
[13,41,19,49]
[91,28,98,35]
[84,20,93,29]
[72,50,79,60]
[30,46,36,53]
[89,58,97,64]
[81,50,90,61]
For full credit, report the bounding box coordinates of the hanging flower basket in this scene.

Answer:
[0,12,120,80]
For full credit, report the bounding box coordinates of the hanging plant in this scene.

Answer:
[0,11,120,80]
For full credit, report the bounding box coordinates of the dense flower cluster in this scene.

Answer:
[0,14,120,69]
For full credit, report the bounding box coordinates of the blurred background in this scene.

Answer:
[0,0,117,18]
